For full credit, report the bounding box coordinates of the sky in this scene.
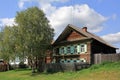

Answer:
[0,0,120,51]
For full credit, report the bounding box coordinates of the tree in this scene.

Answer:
[15,7,54,73]
[0,26,18,70]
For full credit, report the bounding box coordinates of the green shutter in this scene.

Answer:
[59,48,61,54]
[64,47,67,54]
[71,46,74,54]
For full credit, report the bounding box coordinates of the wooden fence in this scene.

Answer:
[94,53,120,64]
[44,62,90,72]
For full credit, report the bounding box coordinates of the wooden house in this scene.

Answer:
[52,24,116,64]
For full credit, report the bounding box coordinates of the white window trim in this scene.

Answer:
[80,43,87,54]
[80,58,86,62]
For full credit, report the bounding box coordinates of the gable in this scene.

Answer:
[66,31,85,41]
[53,24,116,49]
[53,24,88,45]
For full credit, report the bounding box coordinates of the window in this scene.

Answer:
[61,47,64,54]
[74,46,77,53]
[70,59,74,63]
[81,45,85,52]
[59,47,64,54]
[67,47,71,53]
[80,58,86,62]
[77,59,80,62]
[67,59,71,63]
[80,44,87,53]
[60,59,65,63]
[74,60,77,63]
[56,48,59,54]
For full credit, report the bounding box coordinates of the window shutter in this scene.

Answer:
[71,46,74,54]
[77,45,80,53]
[59,48,61,54]
[64,47,67,54]
[85,44,87,52]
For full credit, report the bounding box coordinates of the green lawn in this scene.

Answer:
[0,62,120,80]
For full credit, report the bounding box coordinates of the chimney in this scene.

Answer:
[82,27,87,32]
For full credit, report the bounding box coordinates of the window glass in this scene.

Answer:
[60,59,65,63]
[64,47,67,54]
[80,58,86,62]
[81,44,85,52]
[74,46,77,53]
[61,47,64,54]
[74,60,76,62]
[67,47,71,53]
[80,44,87,53]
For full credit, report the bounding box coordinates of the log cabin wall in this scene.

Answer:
[67,31,85,41]
[53,41,92,64]
[51,24,117,64]
[52,30,92,64]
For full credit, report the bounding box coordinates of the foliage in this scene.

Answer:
[0,7,54,72]
[0,26,16,62]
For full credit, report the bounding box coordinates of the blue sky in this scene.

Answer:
[0,0,120,51]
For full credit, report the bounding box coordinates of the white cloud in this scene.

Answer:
[37,0,70,16]
[0,18,15,26]
[17,0,108,38]
[101,32,120,44]
[18,0,69,9]
[18,1,24,9]
[48,4,107,38]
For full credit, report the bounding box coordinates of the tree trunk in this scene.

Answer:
[37,57,44,72]
[32,64,36,73]
[29,56,37,73]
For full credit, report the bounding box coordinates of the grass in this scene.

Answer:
[0,61,120,80]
